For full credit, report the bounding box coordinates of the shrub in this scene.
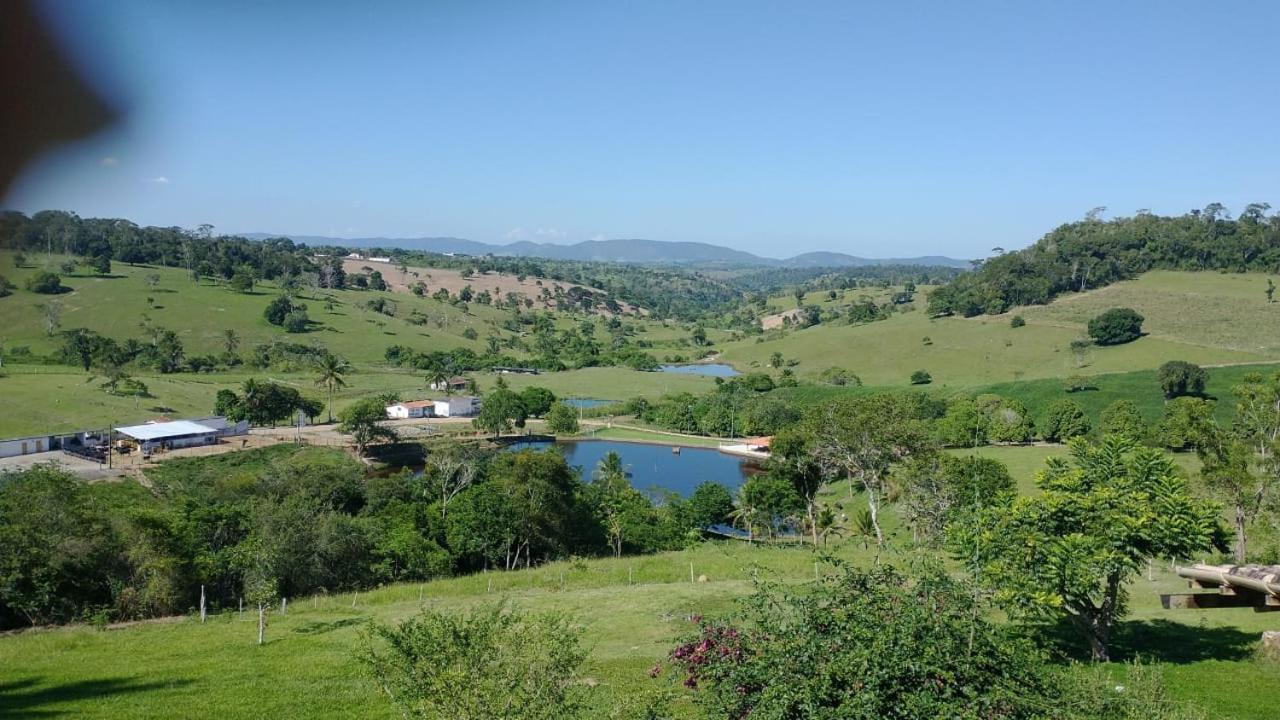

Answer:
[544,402,579,435]
[671,563,1070,719]
[910,369,932,385]
[282,309,310,333]
[1041,398,1091,442]
[357,605,586,720]
[263,295,297,326]
[1010,314,1026,328]
[25,272,65,294]
[1157,360,1207,399]
[818,367,860,386]
[1099,400,1146,443]
[1087,308,1144,345]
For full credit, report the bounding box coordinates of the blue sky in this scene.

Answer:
[7,0,1280,258]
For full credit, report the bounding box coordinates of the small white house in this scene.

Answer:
[386,400,436,419]
[429,376,470,392]
[433,396,479,418]
[369,256,392,263]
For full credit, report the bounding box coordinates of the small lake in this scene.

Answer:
[561,398,615,409]
[505,439,758,497]
[658,363,740,377]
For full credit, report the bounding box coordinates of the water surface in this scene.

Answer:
[658,363,740,377]
[505,438,757,497]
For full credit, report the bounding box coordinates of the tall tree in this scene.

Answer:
[801,395,933,545]
[313,354,351,423]
[969,438,1220,660]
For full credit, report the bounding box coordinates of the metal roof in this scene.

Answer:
[114,420,218,441]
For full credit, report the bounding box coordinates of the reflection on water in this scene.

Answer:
[505,439,758,497]
[657,363,740,377]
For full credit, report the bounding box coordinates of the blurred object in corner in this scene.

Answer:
[1,0,118,199]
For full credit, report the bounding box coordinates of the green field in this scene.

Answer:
[720,272,1280,388]
[0,506,1274,719]
[0,251,722,437]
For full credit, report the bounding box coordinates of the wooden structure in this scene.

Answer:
[1163,564,1280,611]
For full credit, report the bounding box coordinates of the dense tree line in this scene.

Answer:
[929,204,1280,316]
[0,210,314,284]
[0,445,735,630]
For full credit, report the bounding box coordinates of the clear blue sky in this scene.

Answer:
[7,0,1280,258]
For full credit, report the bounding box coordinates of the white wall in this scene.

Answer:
[0,436,51,459]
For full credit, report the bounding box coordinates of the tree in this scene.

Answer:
[339,398,398,455]
[485,450,580,567]
[687,481,734,528]
[768,429,825,544]
[1154,397,1216,450]
[282,309,310,333]
[910,369,932,385]
[544,402,579,435]
[936,397,989,448]
[419,445,479,520]
[1099,400,1145,443]
[982,395,1034,443]
[25,272,64,294]
[1010,314,1026,328]
[517,386,556,417]
[1198,371,1280,562]
[792,287,805,307]
[1087,308,1144,346]
[690,326,707,346]
[897,453,1014,546]
[357,605,586,720]
[471,388,526,438]
[264,295,297,326]
[313,354,351,423]
[670,564,1070,719]
[802,395,934,545]
[89,253,111,275]
[769,351,784,369]
[1041,398,1091,442]
[969,438,1220,660]
[0,274,12,298]
[1157,360,1207,399]
[229,267,255,293]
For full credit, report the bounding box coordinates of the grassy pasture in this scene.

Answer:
[0,251,497,363]
[721,272,1280,388]
[0,509,1275,718]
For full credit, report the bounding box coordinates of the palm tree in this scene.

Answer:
[222,329,240,356]
[313,354,351,423]
[426,367,450,396]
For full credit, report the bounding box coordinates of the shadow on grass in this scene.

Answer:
[1037,618,1258,664]
[0,676,190,718]
[292,616,368,635]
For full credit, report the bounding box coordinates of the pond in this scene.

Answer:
[504,439,759,497]
[658,363,740,377]
[560,398,615,409]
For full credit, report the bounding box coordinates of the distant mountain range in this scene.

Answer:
[242,233,969,269]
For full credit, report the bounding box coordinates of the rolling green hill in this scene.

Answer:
[718,272,1280,388]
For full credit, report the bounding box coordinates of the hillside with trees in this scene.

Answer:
[928,204,1280,316]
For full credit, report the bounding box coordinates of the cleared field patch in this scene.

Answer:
[340,258,643,315]
[0,252,496,363]
[720,273,1277,388]
[1013,271,1280,355]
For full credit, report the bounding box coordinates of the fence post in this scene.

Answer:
[200,585,206,623]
